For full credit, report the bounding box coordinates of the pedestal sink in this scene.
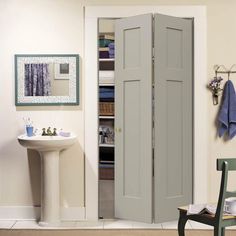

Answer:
[18,134,77,226]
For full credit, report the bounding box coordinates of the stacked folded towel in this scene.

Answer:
[99,34,114,58]
[108,42,115,58]
[99,34,114,47]
[99,87,114,101]
[99,47,109,58]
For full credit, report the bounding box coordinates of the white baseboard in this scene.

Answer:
[0,206,85,221]
[61,207,85,221]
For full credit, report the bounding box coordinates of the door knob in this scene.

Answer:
[115,128,122,132]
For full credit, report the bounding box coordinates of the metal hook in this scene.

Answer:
[213,64,220,71]
[214,65,219,78]
[229,64,236,71]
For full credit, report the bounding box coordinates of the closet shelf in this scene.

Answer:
[99,58,115,61]
[99,116,115,119]
[99,144,115,148]
[100,160,114,164]
[99,83,114,86]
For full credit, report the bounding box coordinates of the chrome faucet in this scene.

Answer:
[42,127,57,136]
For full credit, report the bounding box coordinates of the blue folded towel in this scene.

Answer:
[99,88,114,99]
[218,80,236,139]
[108,42,114,49]
[109,49,115,54]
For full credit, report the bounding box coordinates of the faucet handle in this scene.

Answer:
[42,128,46,136]
[47,127,52,135]
[53,128,57,136]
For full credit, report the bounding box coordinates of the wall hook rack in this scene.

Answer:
[209,65,236,105]
[214,64,236,80]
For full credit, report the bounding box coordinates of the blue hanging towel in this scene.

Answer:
[218,80,236,139]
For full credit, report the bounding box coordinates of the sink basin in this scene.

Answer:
[18,134,77,151]
[18,134,77,226]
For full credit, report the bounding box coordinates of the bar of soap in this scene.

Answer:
[59,131,71,137]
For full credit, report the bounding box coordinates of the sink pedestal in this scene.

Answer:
[39,151,60,226]
[17,134,77,227]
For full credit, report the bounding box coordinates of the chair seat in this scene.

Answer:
[178,206,236,220]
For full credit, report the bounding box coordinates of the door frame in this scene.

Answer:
[84,5,207,220]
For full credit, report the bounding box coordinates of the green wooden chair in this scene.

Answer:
[178,158,236,236]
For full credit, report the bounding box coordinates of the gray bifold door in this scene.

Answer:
[115,13,193,223]
[115,14,153,223]
[154,13,193,223]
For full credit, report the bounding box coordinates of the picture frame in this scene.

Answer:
[15,54,80,106]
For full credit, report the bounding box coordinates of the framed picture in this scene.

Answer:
[15,54,80,106]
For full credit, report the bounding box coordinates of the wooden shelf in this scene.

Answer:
[99,116,114,119]
[99,144,115,148]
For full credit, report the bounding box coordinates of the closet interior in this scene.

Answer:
[98,18,116,219]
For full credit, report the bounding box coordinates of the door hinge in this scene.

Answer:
[152,128,155,149]
[152,152,155,177]
[152,85,155,149]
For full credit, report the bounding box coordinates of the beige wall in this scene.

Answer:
[0,0,236,210]
[0,0,84,208]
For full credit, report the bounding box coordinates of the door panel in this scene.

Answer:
[123,81,141,198]
[115,14,153,223]
[154,13,193,223]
